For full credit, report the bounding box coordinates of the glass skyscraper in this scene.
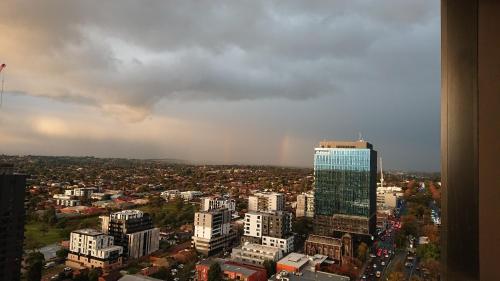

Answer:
[313,141,377,238]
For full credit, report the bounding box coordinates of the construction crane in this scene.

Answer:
[0,63,5,108]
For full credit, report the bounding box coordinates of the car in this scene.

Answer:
[385,254,389,258]
[50,275,59,281]
[376,271,381,278]
[370,253,376,258]
[381,261,386,266]
[361,275,367,279]
[373,264,377,268]
[405,262,413,267]
[64,267,72,272]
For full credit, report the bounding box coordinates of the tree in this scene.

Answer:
[88,269,99,281]
[56,248,69,260]
[356,242,368,262]
[25,252,44,281]
[263,259,276,277]
[208,262,222,281]
[42,206,58,225]
[416,243,440,261]
[401,215,419,237]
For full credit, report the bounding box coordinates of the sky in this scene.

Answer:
[0,0,440,171]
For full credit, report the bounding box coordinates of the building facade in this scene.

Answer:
[248,192,284,212]
[304,234,353,265]
[0,164,26,281]
[196,259,268,281]
[192,208,237,256]
[201,197,236,212]
[66,229,123,270]
[100,210,159,259]
[313,141,377,237]
[296,192,314,218]
[243,211,294,254]
[231,243,283,267]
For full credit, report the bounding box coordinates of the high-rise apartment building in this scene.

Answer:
[100,210,159,259]
[243,211,294,254]
[248,192,284,212]
[201,196,236,212]
[192,208,237,256]
[0,164,26,281]
[296,192,314,218]
[66,229,123,270]
[313,141,377,238]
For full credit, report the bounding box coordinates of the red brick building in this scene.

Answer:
[196,259,267,281]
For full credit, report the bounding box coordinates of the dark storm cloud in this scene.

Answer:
[0,0,440,171]
[0,0,438,117]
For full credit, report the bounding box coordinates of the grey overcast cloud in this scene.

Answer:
[0,0,440,171]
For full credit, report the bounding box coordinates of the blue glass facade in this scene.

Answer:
[313,141,377,237]
[314,148,372,217]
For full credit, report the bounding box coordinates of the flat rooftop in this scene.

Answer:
[273,270,349,281]
[318,140,372,149]
[73,228,104,236]
[278,253,328,270]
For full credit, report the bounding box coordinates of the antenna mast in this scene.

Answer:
[380,156,384,188]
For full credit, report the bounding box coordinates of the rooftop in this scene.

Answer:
[277,253,329,270]
[73,228,104,236]
[317,140,373,149]
[272,270,349,281]
[305,235,341,246]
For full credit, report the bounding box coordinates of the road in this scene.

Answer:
[358,217,399,281]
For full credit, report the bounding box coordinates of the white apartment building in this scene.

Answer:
[64,187,96,197]
[243,212,263,238]
[161,189,180,200]
[248,192,285,212]
[100,210,160,259]
[66,229,123,270]
[377,186,403,209]
[231,243,283,267]
[201,197,236,212]
[261,235,294,254]
[296,192,314,218]
[56,198,81,207]
[180,190,203,201]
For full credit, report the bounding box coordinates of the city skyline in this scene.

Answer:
[0,0,440,171]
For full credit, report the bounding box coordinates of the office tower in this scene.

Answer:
[0,164,26,281]
[100,210,159,259]
[296,192,314,218]
[201,196,236,212]
[192,208,237,256]
[313,141,377,238]
[248,192,284,212]
[243,211,294,254]
[66,229,123,270]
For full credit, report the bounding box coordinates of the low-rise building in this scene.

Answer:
[66,228,123,270]
[261,236,294,254]
[231,243,283,267]
[304,234,352,266]
[276,253,327,273]
[180,190,203,201]
[196,259,267,281]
